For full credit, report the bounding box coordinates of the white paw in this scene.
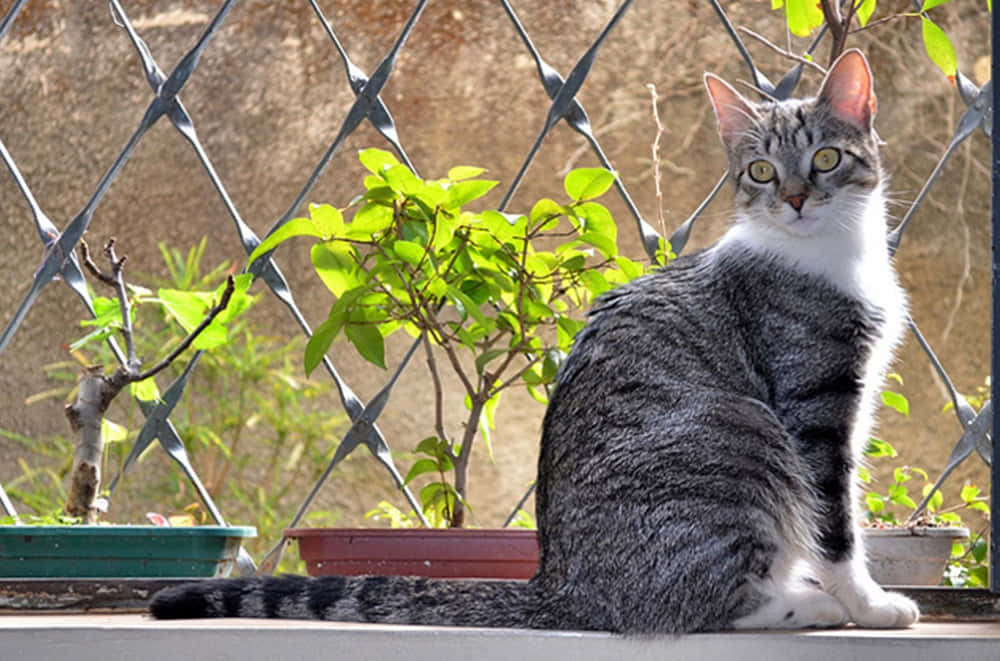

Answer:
[848,589,920,628]
[793,591,850,628]
[732,587,849,630]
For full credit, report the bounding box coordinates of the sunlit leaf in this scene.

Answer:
[921,17,958,83]
[564,168,616,202]
[358,147,400,175]
[855,0,876,26]
[448,165,486,181]
[881,391,910,417]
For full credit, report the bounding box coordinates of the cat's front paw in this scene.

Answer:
[848,589,919,628]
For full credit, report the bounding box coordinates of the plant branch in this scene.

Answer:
[134,274,236,381]
[79,240,117,287]
[489,353,542,398]
[737,26,827,75]
[422,332,450,450]
[99,239,138,369]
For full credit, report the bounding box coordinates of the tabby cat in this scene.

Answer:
[151,49,919,633]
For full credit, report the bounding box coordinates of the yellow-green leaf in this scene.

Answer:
[881,391,910,417]
[782,0,825,37]
[921,17,957,82]
[921,0,953,11]
[102,418,128,444]
[855,0,876,27]
[564,168,616,202]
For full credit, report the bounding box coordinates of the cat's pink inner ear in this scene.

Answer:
[818,50,876,130]
[704,74,757,146]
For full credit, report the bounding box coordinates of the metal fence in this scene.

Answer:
[0,0,995,591]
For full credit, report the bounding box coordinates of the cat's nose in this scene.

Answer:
[784,194,807,211]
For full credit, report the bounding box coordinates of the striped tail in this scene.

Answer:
[149,574,535,628]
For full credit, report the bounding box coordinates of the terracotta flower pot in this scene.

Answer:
[285,528,539,579]
[863,526,969,586]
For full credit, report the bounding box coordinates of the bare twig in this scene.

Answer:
[646,83,668,239]
[737,26,827,75]
[79,240,117,287]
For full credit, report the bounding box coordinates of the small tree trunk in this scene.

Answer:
[450,397,485,528]
[64,366,116,523]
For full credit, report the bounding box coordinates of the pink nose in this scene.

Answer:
[785,194,807,211]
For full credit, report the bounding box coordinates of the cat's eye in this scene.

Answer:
[747,160,775,183]
[812,147,841,172]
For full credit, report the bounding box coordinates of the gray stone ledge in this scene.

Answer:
[0,615,998,661]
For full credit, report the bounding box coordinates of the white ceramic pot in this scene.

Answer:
[863,526,969,586]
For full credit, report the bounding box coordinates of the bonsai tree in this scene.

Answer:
[60,238,251,523]
[250,149,658,527]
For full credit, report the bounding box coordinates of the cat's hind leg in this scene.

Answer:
[731,579,848,630]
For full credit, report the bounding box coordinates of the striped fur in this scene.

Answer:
[151,50,917,633]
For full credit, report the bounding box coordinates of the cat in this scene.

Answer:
[150,49,919,633]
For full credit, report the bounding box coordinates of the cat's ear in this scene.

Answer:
[704,74,759,147]
[817,49,877,131]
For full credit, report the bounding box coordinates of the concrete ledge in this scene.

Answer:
[0,615,998,661]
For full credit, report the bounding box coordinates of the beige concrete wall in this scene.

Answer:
[0,1,992,529]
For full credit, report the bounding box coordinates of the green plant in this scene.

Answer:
[250,149,659,527]
[862,379,991,587]
[5,240,364,572]
[770,0,981,83]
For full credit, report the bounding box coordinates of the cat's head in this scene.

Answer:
[704,50,881,239]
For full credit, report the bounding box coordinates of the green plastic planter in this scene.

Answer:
[0,525,256,578]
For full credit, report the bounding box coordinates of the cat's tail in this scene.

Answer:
[149,574,536,628]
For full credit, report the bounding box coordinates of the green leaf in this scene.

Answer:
[881,391,910,417]
[129,377,161,404]
[349,202,394,237]
[972,538,989,563]
[922,484,944,512]
[855,0,876,26]
[781,0,825,37]
[216,274,254,324]
[403,458,444,486]
[614,256,645,280]
[448,165,486,181]
[564,168,616,201]
[308,204,345,237]
[864,437,898,457]
[444,180,498,209]
[857,466,871,483]
[248,216,325,268]
[530,198,564,230]
[156,289,227,350]
[475,348,508,375]
[384,164,423,196]
[921,17,957,81]
[311,242,359,298]
[579,231,617,259]
[358,148,399,175]
[344,323,386,369]
[101,418,128,444]
[921,0,953,10]
[393,240,426,267]
[866,492,885,514]
[961,483,981,503]
[541,349,566,383]
[304,315,343,375]
[577,202,617,243]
